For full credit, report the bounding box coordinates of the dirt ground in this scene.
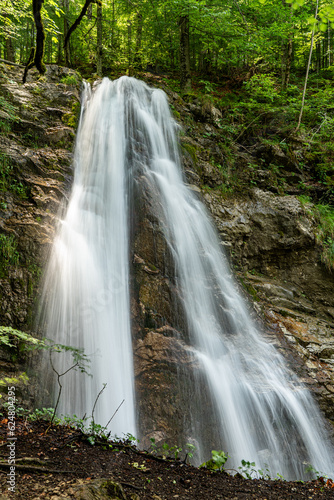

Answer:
[0,417,334,499]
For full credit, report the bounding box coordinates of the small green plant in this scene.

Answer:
[0,153,28,199]
[185,443,196,460]
[124,432,139,445]
[0,234,20,267]
[199,79,217,93]
[148,438,195,462]
[238,459,258,479]
[27,407,61,423]
[130,461,149,472]
[60,74,80,86]
[200,450,229,471]
[160,442,182,460]
[149,436,157,453]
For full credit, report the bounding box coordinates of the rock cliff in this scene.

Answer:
[0,65,333,446]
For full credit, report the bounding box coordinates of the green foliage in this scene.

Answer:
[238,459,258,479]
[61,413,112,445]
[49,342,91,376]
[0,120,12,134]
[0,326,45,361]
[314,204,334,271]
[149,438,196,462]
[0,95,19,123]
[199,80,217,93]
[0,372,29,389]
[243,74,279,104]
[0,153,29,199]
[237,459,273,479]
[60,74,80,86]
[27,407,61,422]
[200,450,229,471]
[0,234,20,267]
[62,100,81,128]
[0,326,44,349]
[298,199,334,271]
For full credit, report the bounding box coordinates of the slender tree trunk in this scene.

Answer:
[316,40,321,72]
[5,37,15,62]
[328,22,331,66]
[295,0,319,132]
[111,0,115,49]
[96,1,103,76]
[281,38,293,89]
[281,2,293,90]
[57,33,63,64]
[63,0,71,66]
[127,19,132,74]
[3,13,15,62]
[179,15,191,92]
[134,13,143,69]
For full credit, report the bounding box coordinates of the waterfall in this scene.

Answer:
[40,76,334,480]
[39,78,136,437]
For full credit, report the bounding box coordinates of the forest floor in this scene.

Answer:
[0,418,334,499]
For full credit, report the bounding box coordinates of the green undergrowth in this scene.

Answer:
[315,204,334,270]
[1,394,333,485]
[299,196,334,271]
[0,153,29,199]
[172,71,334,202]
[0,93,19,135]
[0,233,20,272]
[1,404,332,486]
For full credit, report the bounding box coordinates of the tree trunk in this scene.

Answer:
[3,13,15,62]
[328,22,331,67]
[96,1,103,76]
[63,0,71,67]
[57,33,63,64]
[179,15,191,92]
[134,13,143,69]
[127,19,132,74]
[23,0,46,83]
[281,2,293,90]
[111,0,115,49]
[5,36,15,62]
[64,0,97,59]
[281,38,293,89]
[295,0,319,132]
[316,41,321,72]
[33,0,46,74]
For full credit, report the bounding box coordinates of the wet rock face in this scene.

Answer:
[0,63,80,330]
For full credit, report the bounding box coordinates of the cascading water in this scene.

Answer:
[40,76,334,479]
[39,79,136,437]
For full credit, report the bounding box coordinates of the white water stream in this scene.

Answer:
[41,76,334,479]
